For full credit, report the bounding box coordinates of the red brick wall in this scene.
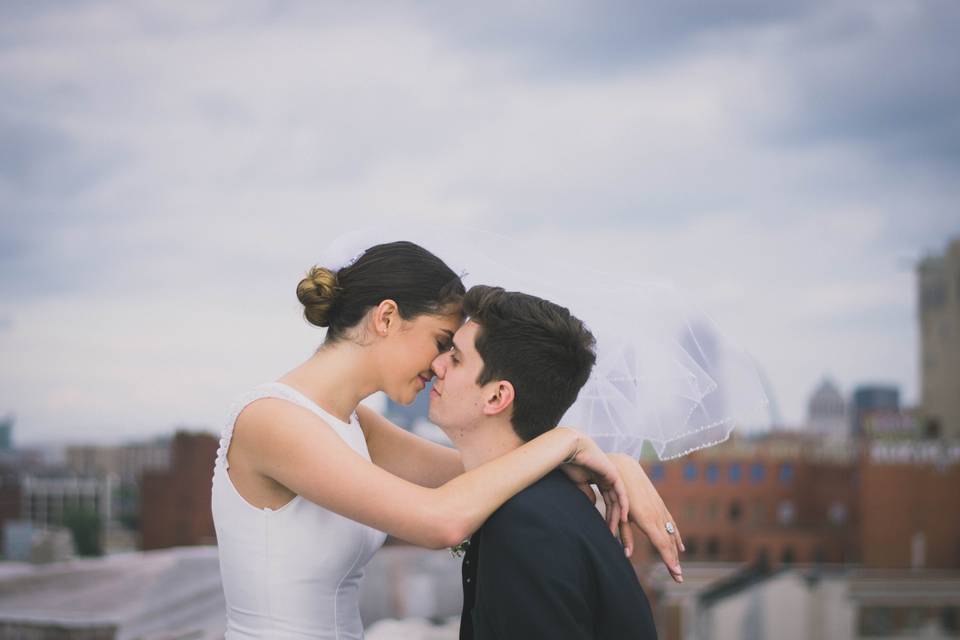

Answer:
[636,437,960,571]
[140,432,217,550]
[858,453,960,569]
[0,474,22,548]
[639,450,859,568]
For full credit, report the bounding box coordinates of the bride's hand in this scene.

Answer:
[610,453,684,583]
[556,428,629,536]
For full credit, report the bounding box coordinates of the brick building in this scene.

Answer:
[859,441,960,569]
[66,440,170,482]
[139,431,218,550]
[20,475,113,529]
[637,432,960,571]
[0,470,21,551]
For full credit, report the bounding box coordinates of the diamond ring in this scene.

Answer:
[665,522,676,535]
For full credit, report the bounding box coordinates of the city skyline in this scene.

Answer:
[2,2,958,444]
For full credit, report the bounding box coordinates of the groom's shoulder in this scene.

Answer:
[484,470,595,535]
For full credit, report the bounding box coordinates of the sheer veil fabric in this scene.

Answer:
[322,224,770,460]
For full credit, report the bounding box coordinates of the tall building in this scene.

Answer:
[918,237,960,438]
[0,415,12,450]
[850,385,899,439]
[20,475,114,528]
[806,378,846,437]
[140,431,217,550]
[860,440,960,569]
[66,440,170,482]
[0,468,21,551]
[66,439,172,532]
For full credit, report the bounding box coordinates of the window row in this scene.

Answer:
[670,539,845,565]
[649,461,796,485]
[677,499,848,526]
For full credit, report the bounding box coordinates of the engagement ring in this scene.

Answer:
[665,522,676,535]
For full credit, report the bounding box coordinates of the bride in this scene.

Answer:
[212,240,681,639]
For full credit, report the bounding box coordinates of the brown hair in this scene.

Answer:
[463,285,596,441]
[297,241,465,342]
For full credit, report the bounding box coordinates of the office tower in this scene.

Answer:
[917,237,960,438]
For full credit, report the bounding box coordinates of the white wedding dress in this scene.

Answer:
[212,382,387,639]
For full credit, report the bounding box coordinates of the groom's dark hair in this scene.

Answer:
[463,285,596,441]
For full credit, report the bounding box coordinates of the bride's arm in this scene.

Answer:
[355,404,464,488]
[236,398,626,549]
[358,404,686,563]
[609,453,685,582]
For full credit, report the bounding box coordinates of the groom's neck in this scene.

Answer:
[457,419,525,471]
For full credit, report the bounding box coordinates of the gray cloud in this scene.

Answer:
[403,1,830,74]
[0,1,955,441]
[771,4,960,163]
[0,116,122,195]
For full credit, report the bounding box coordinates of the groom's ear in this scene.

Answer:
[482,380,515,418]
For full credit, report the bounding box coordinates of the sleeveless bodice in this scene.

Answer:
[212,382,387,639]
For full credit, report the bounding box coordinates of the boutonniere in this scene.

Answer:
[450,538,471,558]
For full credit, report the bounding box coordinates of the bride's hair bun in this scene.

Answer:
[297,242,465,343]
[296,266,341,327]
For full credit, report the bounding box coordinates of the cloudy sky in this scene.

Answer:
[1,1,957,445]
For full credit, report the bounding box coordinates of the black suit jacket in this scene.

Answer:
[460,470,658,640]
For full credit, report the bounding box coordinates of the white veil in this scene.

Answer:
[322,224,770,460]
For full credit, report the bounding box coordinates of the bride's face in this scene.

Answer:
[377,307,462,406]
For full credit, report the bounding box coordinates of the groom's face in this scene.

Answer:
[428,320,490,430]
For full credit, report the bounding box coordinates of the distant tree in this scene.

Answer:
[63,506,102,556]
[117,482,141,531]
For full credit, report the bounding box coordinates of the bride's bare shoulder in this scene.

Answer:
[233,397,328,444]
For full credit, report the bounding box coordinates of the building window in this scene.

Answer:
[683,462,697,482]
[904,608,925,632]
[706,537,720,559]
[943,607,958,634]
[755,547,770,567]
[728,463,742,483]
[921,281,947,310]
[828,502,847,525]
[684,537,698,558]
[778,463,794,485]
[31,495,43,524]
[750,463,765,484]
[777,500,796,525]
[706,500,719,522]
[780,546,795,564]
[813,546,827,564]
[911,532,926,569]
[859,607,894,636]
[650,464,665,482]
[706,463,719,484]
[728,501,742,523]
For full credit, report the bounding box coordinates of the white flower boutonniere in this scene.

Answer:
[450,539,471,558]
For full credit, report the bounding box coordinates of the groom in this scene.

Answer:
[428,285,658,640]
